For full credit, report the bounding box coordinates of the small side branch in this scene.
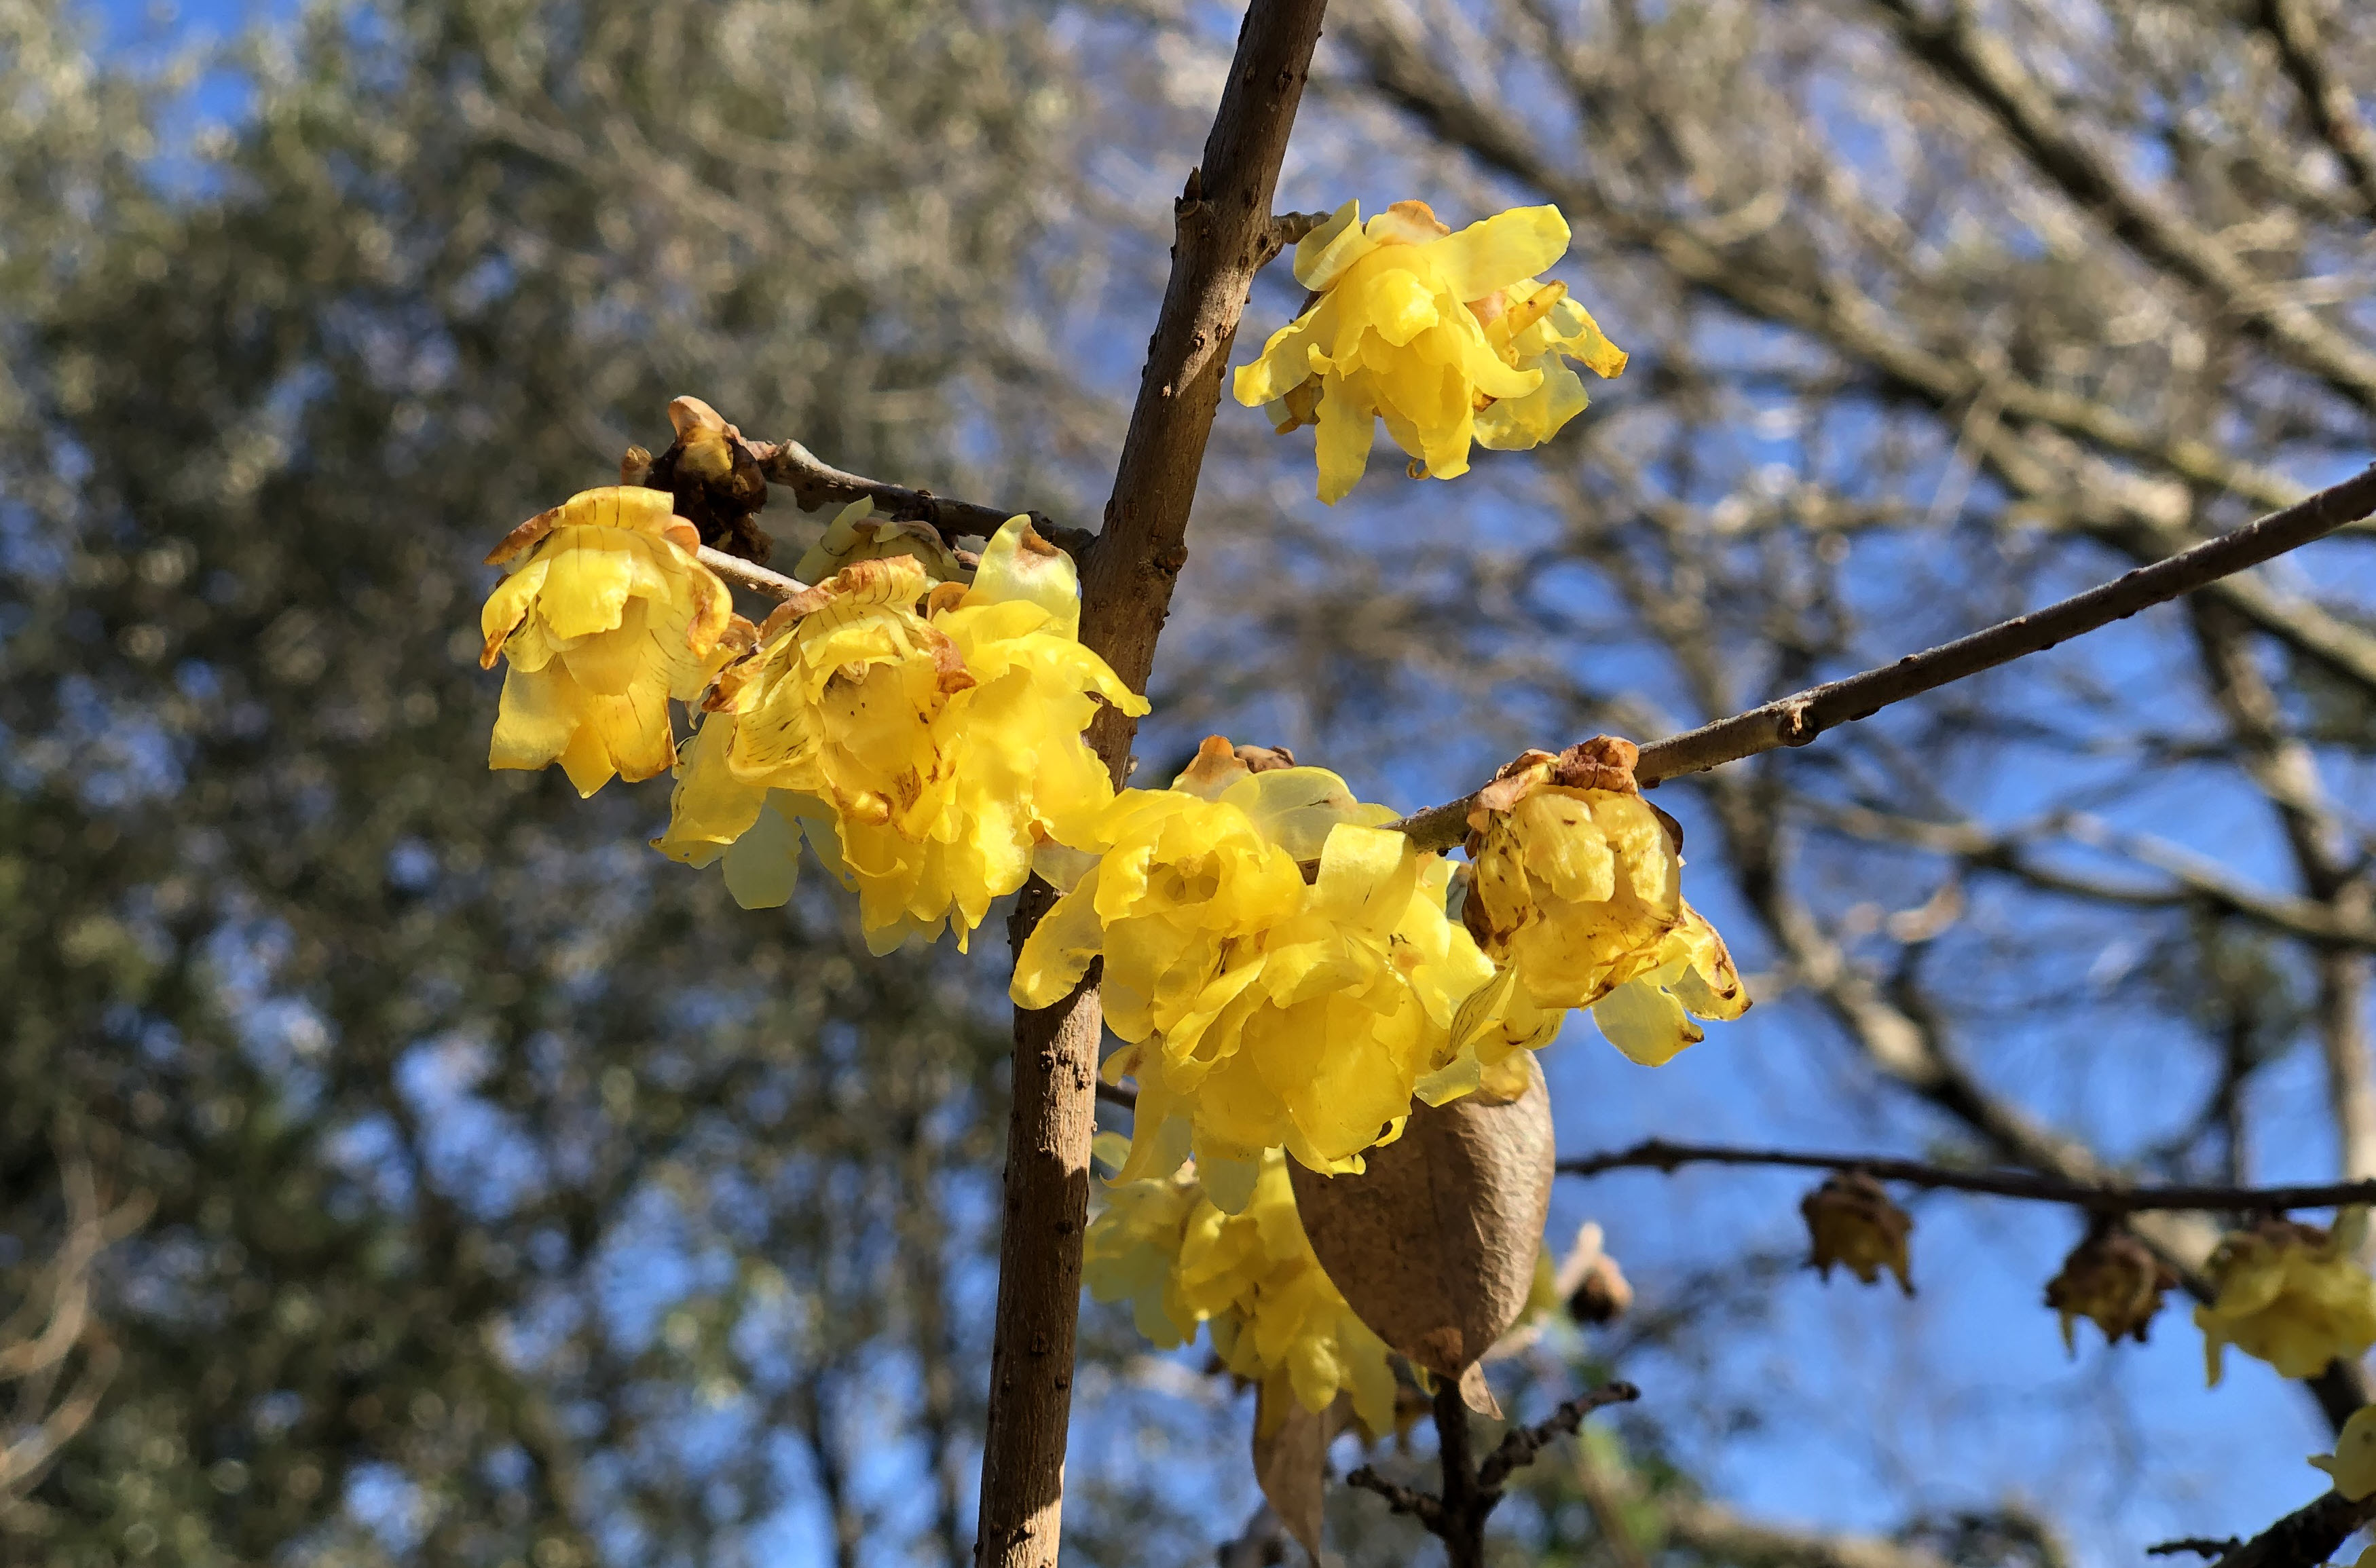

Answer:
[1348,1380,1638,1566]
[697,545,809,600]
[2149,1540,2246,1560]
[749,438,1073,547]
[1558,1137,2376,1214]
[1392,465,2376,851]
[2210,1488,2376,1568]
[1474,1381,1641,1491]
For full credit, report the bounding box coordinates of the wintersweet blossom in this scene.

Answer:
[480,486,742,796]
[1012,738,1496,1195]
[2312,1404,2376,1499]
[1083,1145,1398,1438]
[1232,199,1625,503]
[651,517,1146,952]
[1456,737,1745,1070]
[2194,1213,2376,1384]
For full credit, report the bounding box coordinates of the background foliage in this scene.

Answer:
[2,0,2372,1563]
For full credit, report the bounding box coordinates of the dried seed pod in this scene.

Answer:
[1251,1387,1345,1558]
[2043,1221,2175,1353]
[1288,1053,1556,1389]
[1800,1171,1914,1295]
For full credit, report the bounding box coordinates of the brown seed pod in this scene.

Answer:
[1288,1053,1556,1395]
[1800,1171,1915,1295]
[2044,1221,2176,1353]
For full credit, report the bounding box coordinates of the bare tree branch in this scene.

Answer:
[973,1,1330,1561]
[1390,464,2376,851]
[1557,1136,2376,1214]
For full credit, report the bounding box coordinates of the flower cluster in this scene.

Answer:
[1083,1144,1398,1437]
[1014,737,1496,1192]
[1233,200,1626,504]
[481,486,746,796]
[2194,1213,2376,1384]
[652,515,1147,952]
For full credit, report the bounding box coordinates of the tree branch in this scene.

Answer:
[2210,1488,2376,1568]
[1390,464,2376,850]
[2252,0,2376,216]
[973,1,1329,1563]
[1557,1137,2376,1215]
[748,438,1078,549]
[695,544,808,600]
[1348,1380,1639,1564]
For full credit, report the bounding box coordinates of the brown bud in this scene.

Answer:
[1233,743,1298,774]
[2043,1222,2176,1354]
[619,445,654,486]
[1568,1252,1635,1326]
[1801,1172,1914,1295]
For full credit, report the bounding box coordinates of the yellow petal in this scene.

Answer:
[1426,205,1572,301]
[1293,199,1375,291]
[965,515,1081,639]
[1313,371,1373,504]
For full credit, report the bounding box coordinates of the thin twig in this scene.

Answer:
[2210,1488,2376,1568]
[1343,1463,1445,1527]
[1557,1136,2376,1214]
[748,438,1074,548]
[1391,464,2376,851]
[2149,1540,2246,1560]
[696,544,809,600]
[1348,1379,1638,1563]
[1474,1381,1641,1491]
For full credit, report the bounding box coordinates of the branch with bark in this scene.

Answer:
[972,3,1330,1563]
[1390,464,2376,852]
[1346,1380,1640,1567]
[1556,1137,2376,1215]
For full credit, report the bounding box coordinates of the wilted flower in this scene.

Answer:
[1083,1148,1398,1438]
[2194,1212,2376,1384]
[1802,1172,1914,1295]
[794,498,971,586]
[1013,736,1496,1191]
[1457,737,1745,1070]
[479,486,742,796]
[1233,199,1624,504]
[652,517,1146,951]
[2312,1404,2376,1499]
[2043,1223,2174,1354]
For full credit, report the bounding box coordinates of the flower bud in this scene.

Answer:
[1800,1172,1914,1295]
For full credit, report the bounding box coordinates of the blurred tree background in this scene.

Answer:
[1,0,2371,1564]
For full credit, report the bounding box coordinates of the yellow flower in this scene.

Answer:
[1232,199,1623,504]
[479,486,741,796]
[2312,1404,2376,1499]
[1454,737,1745,1070]
[648,667,839,912]
[2195,1214,2376,1384]
[654,517,1146,952]
[794,498,971,586]
[1013,737,1496,1189]
[1083,1149,1398,1438]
